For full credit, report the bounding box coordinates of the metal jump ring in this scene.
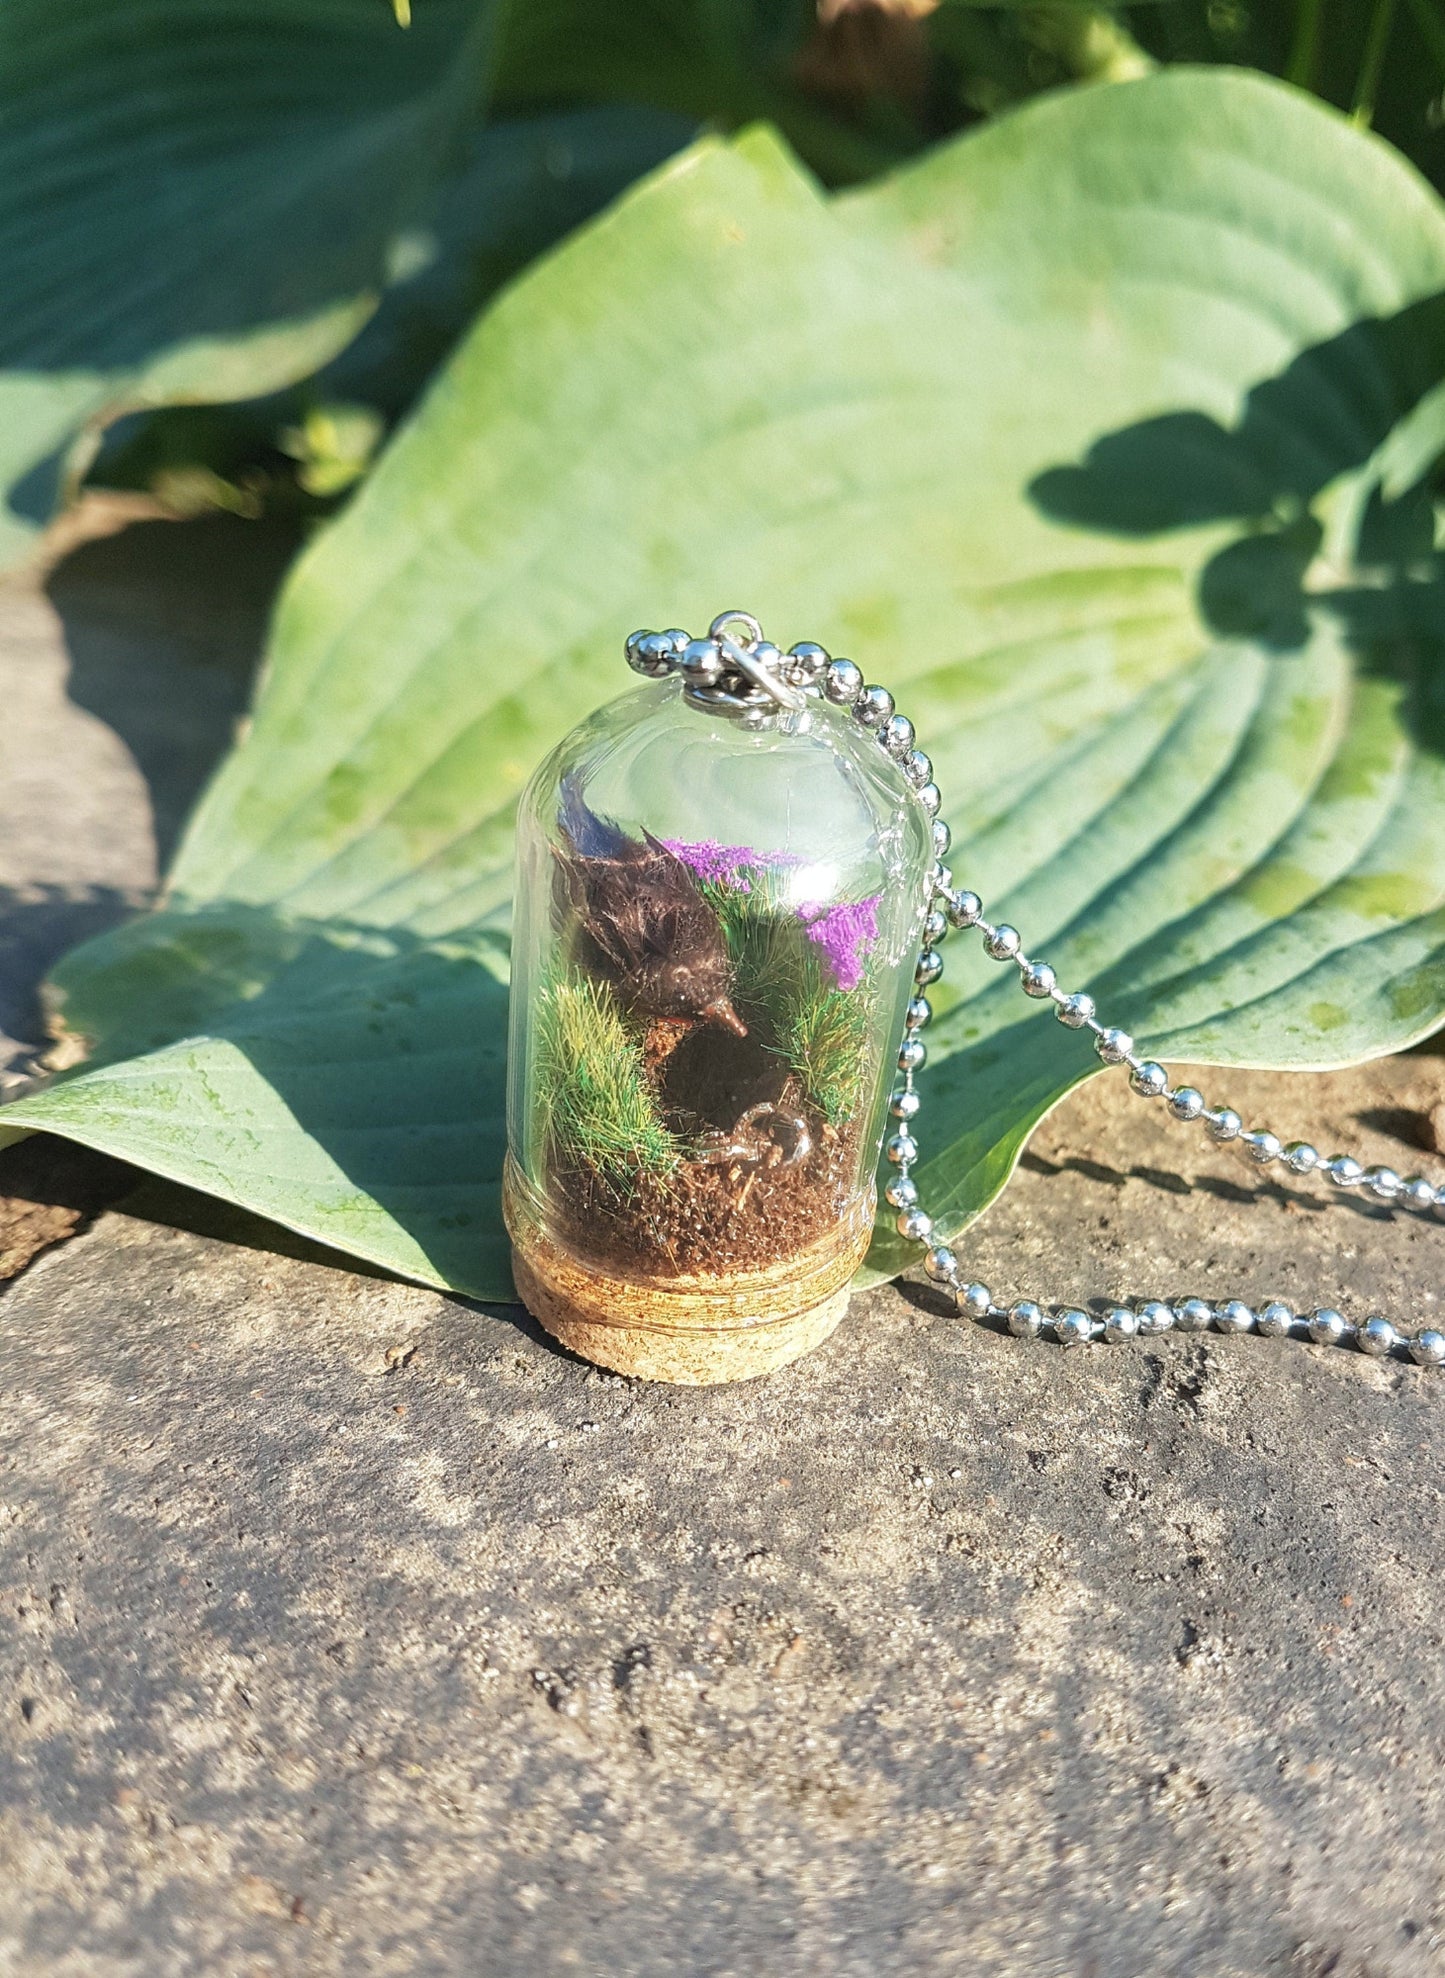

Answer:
[708,610,764,646]
[715,634,807,713]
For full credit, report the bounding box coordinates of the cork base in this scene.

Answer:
[503,1157,873,1384]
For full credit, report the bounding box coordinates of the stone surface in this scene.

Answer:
[2,519,1445,1977]
[0,508,296,1085]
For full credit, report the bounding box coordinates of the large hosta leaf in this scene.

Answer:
[0,0,493,571]
[5,69,1445,1298]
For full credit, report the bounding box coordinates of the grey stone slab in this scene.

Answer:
[0,512,292,1080]
[2,519,1444,1976]
[0,580,152,1079]
[2,1044,1444,1978]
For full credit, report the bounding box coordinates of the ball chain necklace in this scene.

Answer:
[610,613,1445,1372]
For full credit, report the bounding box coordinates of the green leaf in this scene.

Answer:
[6,69,1445,1300]
[80,104,700,517]
[1121,0,1445,191]
[314,104,701,416]
[0,0,495,571]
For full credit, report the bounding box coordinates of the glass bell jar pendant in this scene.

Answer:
[503,613,936,1384]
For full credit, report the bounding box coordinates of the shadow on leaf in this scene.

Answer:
[28,902,516,1300]
[1030,292,1445,757]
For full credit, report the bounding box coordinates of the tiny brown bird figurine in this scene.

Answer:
[555,775,746,1037]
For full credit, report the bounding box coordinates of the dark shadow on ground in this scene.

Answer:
[1353,1104,1437,1148]
[0,1135,134,1281]
[0,1126,539,1350]
[0,1132,391,1290]
[44,514,301,869]
[1017,1147,1410,1223]
[0,884,145,1067]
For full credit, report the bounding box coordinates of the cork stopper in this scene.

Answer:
[503,1157,872,1384]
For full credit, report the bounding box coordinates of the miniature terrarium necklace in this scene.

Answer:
[503,612,1445,1384]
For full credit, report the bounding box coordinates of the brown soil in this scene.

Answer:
[0,1136,134,1282]
[548,1020,869,1279]
[660,1023,788,1132]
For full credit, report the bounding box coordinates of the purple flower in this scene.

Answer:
[797,895,880,992]
[661,838,764,891]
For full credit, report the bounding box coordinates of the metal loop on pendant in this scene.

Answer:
[707,610,764,647]
[716,636,806,713]
[693,610,806,717]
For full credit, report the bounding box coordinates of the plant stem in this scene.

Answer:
[1402,0,1445,78]
[1286,0,1323,88]
[1352,0,1399,125]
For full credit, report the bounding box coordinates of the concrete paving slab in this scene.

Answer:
[1,519,1443,1977]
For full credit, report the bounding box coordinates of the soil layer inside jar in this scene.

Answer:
[547,1020,868,1278]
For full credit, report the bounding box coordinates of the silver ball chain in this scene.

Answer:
[626,617,1445,1371]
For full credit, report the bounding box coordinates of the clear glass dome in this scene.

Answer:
[504,668,934,1379]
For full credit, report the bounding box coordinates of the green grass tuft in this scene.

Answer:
[781,980,872,1127]
[710,887,872,1127]
[536,970,680,1188]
